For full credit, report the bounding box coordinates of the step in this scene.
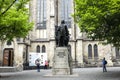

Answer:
[0,67,17,72]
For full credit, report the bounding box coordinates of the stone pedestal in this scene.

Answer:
[52,47,72,75]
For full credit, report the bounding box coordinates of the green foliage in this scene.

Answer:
[74,0,120,47]
[0,0,33,41]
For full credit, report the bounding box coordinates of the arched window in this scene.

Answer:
[115,47,120,59]
[42,45,46,53]
[88,44,92,59]
[94,44,98,59]
[36,45,40,53]
[7,40,11,45]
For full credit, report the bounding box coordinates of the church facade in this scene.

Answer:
[0,0,120,72]
[29,0,120,67]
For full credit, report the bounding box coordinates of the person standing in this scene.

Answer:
[102,57,107,72]
[44,60,48,69]
[35,59,40,72]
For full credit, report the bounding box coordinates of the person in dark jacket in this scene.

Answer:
[102,57,107,72]
[35,59,40,72]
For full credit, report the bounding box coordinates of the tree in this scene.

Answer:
[74,0,120,47]
[0,0,33,41]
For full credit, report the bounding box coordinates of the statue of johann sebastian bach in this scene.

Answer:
[55,20,69,47]
[53,20,72,75]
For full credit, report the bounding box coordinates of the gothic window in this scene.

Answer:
[94,44,98,59]
[37,0,47,29]
[60,0,72,28]
[42,45,46,53]
[115,47,120,59]
[7,40,11,45]
[88,44,92,59]
[36,45,40,53]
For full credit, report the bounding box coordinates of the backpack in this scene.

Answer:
[35,59,40,65]
[103,60,107,65]
[105,60,107,64]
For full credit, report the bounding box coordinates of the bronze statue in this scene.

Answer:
[55,20,69,47]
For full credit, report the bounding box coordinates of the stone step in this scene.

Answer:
[0,67,17,72]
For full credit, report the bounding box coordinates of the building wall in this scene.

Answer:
[76,40,84,67]
[82,40,113,67]
[28,0,119,68]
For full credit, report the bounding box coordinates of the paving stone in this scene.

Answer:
[0,67,120,80]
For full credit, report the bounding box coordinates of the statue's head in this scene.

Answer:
[61,20,65,24]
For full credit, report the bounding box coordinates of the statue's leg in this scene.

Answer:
[60,38,62,46]
[58,40,60,46]
[65,36,69,46]
[63,37,66,46]
[59,36,63,46]
[57,36,60,46]
[61,36,64,46]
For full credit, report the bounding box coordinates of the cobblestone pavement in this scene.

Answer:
[0,67,120,80]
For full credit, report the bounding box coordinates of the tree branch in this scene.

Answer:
[1,0,17,15]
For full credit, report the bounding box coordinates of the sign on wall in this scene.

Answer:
[29,52,47,66]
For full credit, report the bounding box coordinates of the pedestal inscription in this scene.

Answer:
[57,52,65,58]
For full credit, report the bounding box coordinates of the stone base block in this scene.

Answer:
[52,47,72,75]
